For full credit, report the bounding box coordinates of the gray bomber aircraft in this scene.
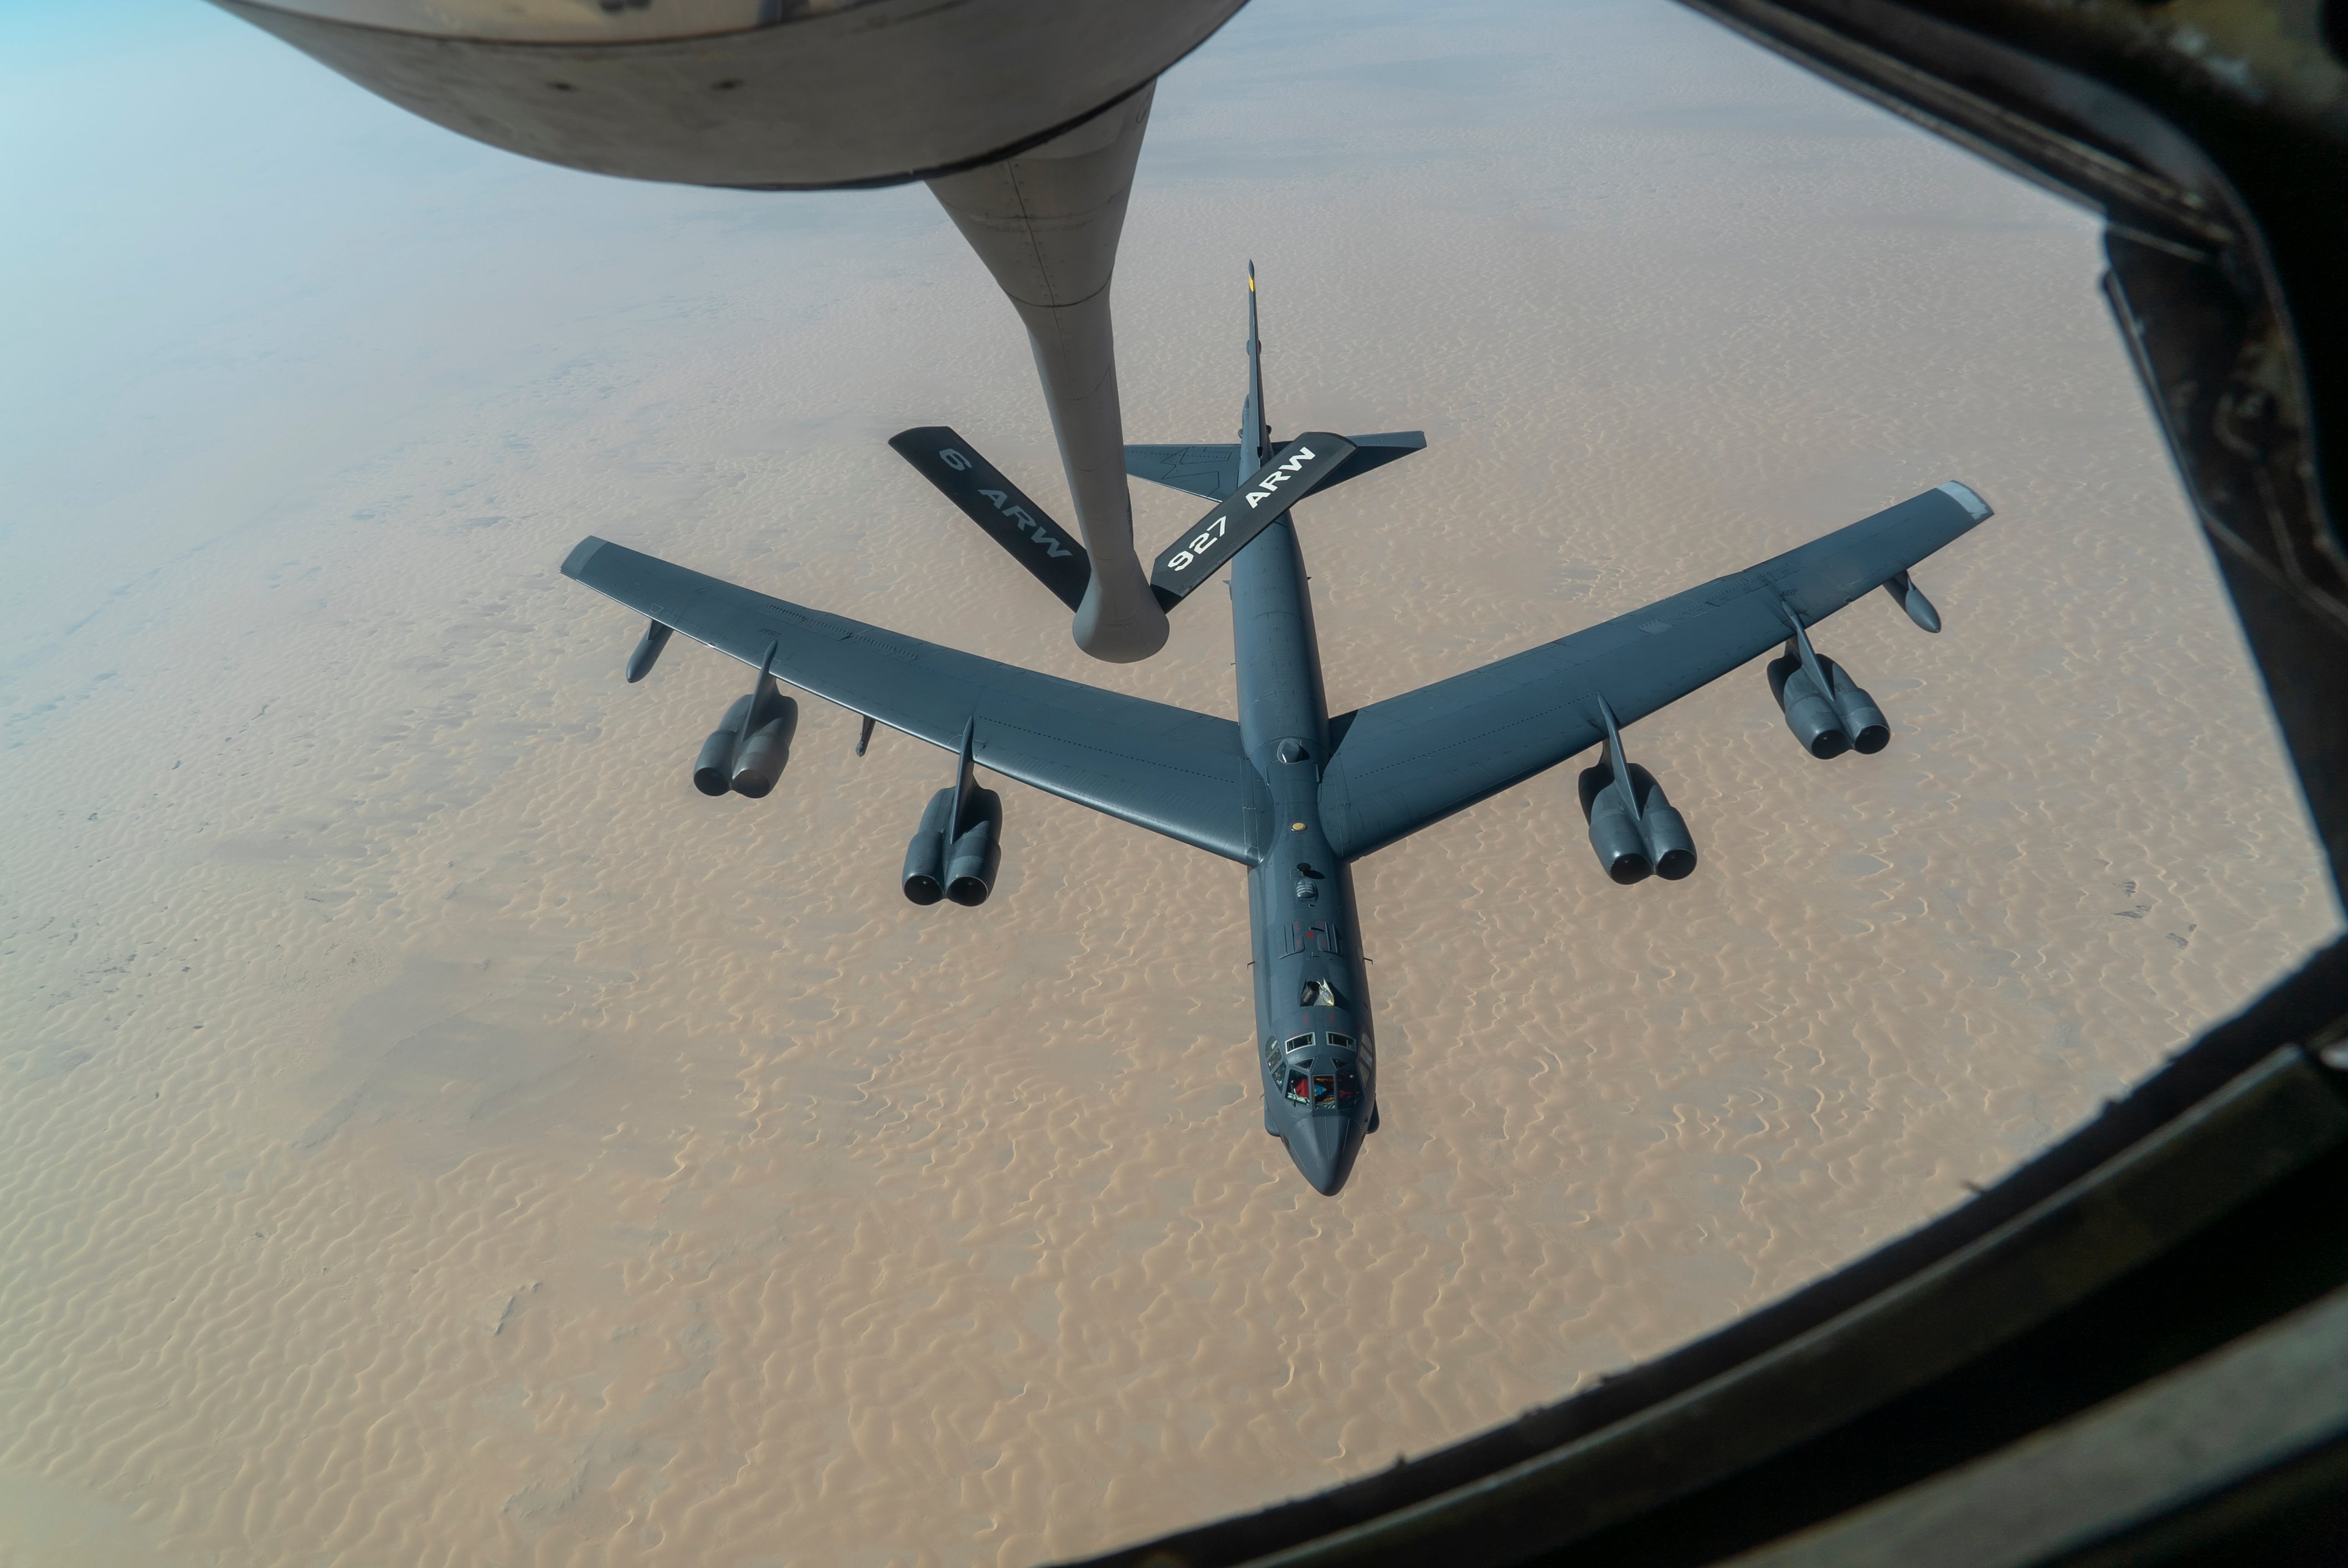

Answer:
[562,267,1992,1195]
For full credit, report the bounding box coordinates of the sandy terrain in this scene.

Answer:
[2,1,2338,1564]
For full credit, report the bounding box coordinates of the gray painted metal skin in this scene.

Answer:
[560,271,1992,1195]
[926,89,1171,662]
[208,0,1245,190]
[213,0,1248,664]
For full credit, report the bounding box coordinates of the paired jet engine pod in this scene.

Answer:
[1577,699,1698,886]
[1768,649,1891,758]
[1578,761,1698,884]
[690,678,800,798]
[901,785,1003,907]
[729,702,800,797]
[693,696,755,796]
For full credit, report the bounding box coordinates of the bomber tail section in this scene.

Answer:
[897,266,1429,623]
[1124,431,1425,504]
[1124,263,1425,523]
[1146,432,1356,608]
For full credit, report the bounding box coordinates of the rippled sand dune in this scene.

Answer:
[1,2,2337,1564]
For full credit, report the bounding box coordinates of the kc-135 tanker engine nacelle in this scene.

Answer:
[902,724,1003,908]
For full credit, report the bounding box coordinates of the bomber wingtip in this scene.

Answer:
[1938,480,1994,522]
[560,537,605,580]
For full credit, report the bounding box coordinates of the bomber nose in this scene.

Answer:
[1283,1116,1360,1196]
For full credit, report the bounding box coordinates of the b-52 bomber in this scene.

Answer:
[561,266,1991,1196]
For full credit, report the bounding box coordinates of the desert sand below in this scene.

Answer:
[1,2,2338,1564]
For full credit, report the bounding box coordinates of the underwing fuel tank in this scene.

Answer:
[625,620,673,683]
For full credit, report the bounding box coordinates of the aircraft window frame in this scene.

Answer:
[1285,1070,1311,1105]
[1312,1074,1337,1108]
[1336,1071,1363,1107]
[1327,1033,1355,1052]
[1285,1033,1315,1055]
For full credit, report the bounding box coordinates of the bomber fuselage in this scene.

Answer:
[1232,479,1374,1194]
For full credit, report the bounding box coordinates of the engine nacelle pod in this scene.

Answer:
[945,788,1004,906]
[1768,654,1850,759]
[1627,765,1698,880]
[902,788,954,905]
[1821,659,1891,755]
[1579,764,1654,884]
[1580,761,1698,884]
[729,698,801,798]
[692,695,754,797]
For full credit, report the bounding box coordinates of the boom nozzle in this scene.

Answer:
[927,89,1167,662]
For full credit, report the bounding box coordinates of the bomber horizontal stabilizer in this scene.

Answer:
[1311,431,1424,493]
[1149,434,1356,608]
[1125,443,1242,501]
[1126,432,1425,504]
[889,426,1093,613]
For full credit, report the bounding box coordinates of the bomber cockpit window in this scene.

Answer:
[1327,1032,1355,1053]
[1285,1033,1315,1055]
[1285,1070,1311,1105]
[1312,1075,1337,1108]
[1336,1072,1363,1107]
[1301,979,1336,1007]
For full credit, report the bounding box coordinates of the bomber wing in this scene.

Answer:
[1317,483,1994,860]
[563,538,1258,862]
